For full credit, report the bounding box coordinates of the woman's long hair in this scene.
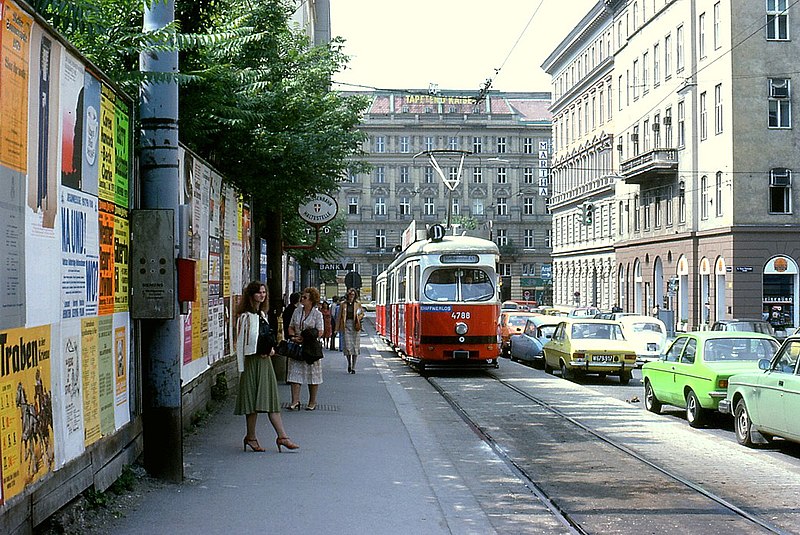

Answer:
[236,281,269,316]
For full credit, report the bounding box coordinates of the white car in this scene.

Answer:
[618,315,668,367]
[362,300,376,312]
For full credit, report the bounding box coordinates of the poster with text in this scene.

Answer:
[0,166,26,330]
[113,312,129,429]
[0,324,54,502]
[98,200,115,315]
[26,25,61,232]
[80,72,101,196]
[52,319,84,467]
[190,261,203,363]
[60,187,99,319]
[208,297,224,365]
[209,235,221,299]
[0,1,32,172]
[113,206,128,312]
[80,317,100,446]
[209,171,222,238]
[60,51,85,190]
[182,309,192,365]
[241,203,251,285]
[113,99,129,208]
[97,84,116,203]
[97,315,114,436]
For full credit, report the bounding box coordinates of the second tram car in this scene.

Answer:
[376,224,501,370]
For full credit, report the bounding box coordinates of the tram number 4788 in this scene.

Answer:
[451,312,471,319]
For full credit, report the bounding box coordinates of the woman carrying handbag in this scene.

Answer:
[234,281,299,452]
[287,287,325,410]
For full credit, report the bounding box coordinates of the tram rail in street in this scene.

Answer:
[427,371,790,535]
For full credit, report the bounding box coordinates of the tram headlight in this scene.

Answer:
[455,322,468,335]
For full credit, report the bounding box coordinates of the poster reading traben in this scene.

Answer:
[0,325,53,501]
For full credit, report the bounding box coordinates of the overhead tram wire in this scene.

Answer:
[473,0,546,105]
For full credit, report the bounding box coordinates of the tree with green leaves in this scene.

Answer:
[33,0,369,301]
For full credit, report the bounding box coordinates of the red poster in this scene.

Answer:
[98,200,115,315]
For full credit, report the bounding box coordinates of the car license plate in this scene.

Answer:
[647,343,657,351]
[591,355,615,363]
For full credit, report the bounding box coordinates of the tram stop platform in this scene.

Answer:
[99,320,569,535]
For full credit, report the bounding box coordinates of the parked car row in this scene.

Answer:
[504,312,800,451]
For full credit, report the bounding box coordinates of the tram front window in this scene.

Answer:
[424,268,494,302]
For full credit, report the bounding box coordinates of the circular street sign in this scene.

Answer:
[523,290,531,299]
[298,194,338,225]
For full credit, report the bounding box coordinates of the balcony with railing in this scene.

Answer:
[620,148,678,185]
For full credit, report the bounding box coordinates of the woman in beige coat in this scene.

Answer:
[336,287,365,374]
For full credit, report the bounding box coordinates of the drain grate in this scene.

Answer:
[281,403,339,412]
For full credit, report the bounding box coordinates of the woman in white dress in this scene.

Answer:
[287,287,324,410]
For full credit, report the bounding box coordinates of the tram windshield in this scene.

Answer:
[423,268,494,302]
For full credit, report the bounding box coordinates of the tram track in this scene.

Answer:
[426,370,792,535]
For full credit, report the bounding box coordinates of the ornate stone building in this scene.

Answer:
[336,90,554,303]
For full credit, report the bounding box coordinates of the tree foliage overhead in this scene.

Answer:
[33,0,369,265]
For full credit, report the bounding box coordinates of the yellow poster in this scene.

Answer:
[81,318,101,446]
[0,324,53,502]
[0,2,32,171]
[223,239,230,298]
[97,317,114,436]
[113,207,129,312]
[97,85,116,202]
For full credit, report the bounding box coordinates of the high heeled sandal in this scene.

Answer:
[287,402,301,411]
[305,403,317,411]
[243,437,265,452]
[276,437,299,452]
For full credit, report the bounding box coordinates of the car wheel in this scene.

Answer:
[560,361,573,381]
[685,390,708,428]
[644,381,662,414]
[619,371,632,385]
[734,398,754,447]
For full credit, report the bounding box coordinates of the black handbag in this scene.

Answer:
[300,327,324,364]
[277,339,303,360]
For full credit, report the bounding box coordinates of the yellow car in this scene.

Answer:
[543,318,637,384]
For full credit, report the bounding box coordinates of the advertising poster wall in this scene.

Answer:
[112,312,129,429]
[0,3,135,502]
[98,200,115,315]
[97,84,116,203]
[80,72,101,197]
[0,166,26,330]
[26,25,60,233]
[60,51,84,190]
[81,317,100,447]
[60,187,99,319]
[52,319,84,467]
[0,1,32,172]
[0,324,54,502]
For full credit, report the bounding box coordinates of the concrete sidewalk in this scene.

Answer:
[103,326,517,534]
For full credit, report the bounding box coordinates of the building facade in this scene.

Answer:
[546,0,800,332]
[336,91,554,303]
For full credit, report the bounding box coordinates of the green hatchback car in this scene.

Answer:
[642,331,779,428]
[719,335,800,447]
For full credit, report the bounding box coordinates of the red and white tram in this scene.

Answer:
[375,223,500,370]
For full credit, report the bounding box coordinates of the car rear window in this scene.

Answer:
[571,323,625,340]
[631,322,664,334]
[703,338,779,361]
[508,316,530,327]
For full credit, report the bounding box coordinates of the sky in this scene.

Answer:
[329,0,599,94]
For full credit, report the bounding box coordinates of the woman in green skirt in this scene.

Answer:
[235,281,299,453]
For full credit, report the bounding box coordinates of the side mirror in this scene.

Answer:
[758,358,771,371]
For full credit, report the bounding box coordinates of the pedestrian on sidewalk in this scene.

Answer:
[287,287,324,410]
[282,292,300,341]
[320,301,333,348]
[329,296,340,350]
[234,281,299,453]
[336,287,365,374]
